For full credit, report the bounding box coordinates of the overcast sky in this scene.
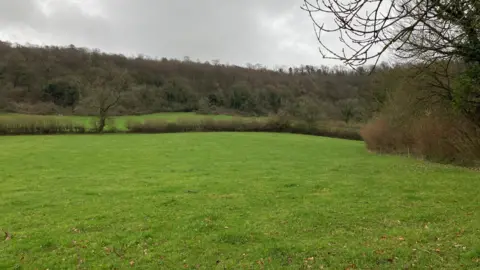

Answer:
[0,0,351,68]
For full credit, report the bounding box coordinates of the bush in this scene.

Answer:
[0,114,362,141]
[360,117,411,154]
[0,115,87,135]
[360,71,480,166]
[361,115,480,166]
[126,116,362,140]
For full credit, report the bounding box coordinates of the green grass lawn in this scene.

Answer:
[0,133,478,269]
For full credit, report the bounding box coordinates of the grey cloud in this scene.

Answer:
[0,0,44,26]
[0,0,343,67]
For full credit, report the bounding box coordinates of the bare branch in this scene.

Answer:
[302,0,480,69]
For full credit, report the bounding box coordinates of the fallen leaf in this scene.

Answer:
[435,248,441,253]
[129,260,135,266]
[380,236,387,240]
[4,231,12,241]
[398,237,405,241]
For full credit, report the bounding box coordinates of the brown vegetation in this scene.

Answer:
[360,68,480,165]
[362,115,480,166]
[126,117,362,140]
[303,0,480,166]
[0,115,86,135]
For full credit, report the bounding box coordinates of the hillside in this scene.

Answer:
[0,41,375,122]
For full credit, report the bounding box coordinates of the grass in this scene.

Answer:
[0,133,479,269]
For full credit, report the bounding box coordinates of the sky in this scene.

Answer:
[0,0,354,68]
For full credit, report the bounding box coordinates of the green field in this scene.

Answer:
[1,133,479,269]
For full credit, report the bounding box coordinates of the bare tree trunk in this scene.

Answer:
[98,110,107,132]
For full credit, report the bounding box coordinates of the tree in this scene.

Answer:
[290,95,325,126]
[42,77,80,111]
[162,76,198,111]
[302,0,480,123]
[302,0,480,67]
[80,66,131,132]
[337,98,358,123]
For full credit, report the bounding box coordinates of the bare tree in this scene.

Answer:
[302,0,480,122]
[80,66,131,132]
[302,0,480,67]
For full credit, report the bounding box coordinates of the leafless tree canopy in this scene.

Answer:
[81,66,131,131]
[302,0,480,68]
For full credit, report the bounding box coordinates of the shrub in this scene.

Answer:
[126,119,168,133]
[126,116,362,141]
[0,114,363,141]
[360,117,409,154]
[0,115,87,135]
[361,114,480,166]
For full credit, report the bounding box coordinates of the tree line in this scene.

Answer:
[0,41,379,126]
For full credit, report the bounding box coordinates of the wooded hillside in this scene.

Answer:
[0,41,381,122]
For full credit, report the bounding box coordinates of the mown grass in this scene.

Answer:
[0,133,478,269]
